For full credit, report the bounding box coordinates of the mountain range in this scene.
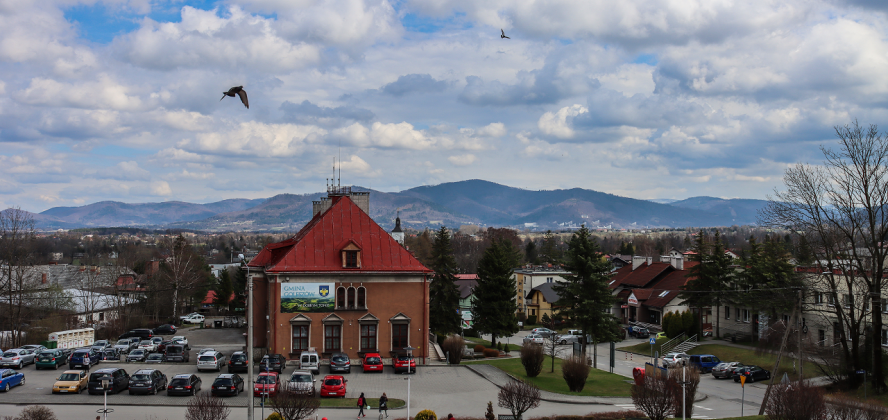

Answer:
[15,180,770,232]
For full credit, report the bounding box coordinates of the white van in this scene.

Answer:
[299,349,319,374]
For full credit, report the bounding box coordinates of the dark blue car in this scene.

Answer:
[69,349,100,369]
[0,369,25,392]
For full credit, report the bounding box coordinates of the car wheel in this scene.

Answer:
[749,376,754,383]
[191,388,195,396]
[560,340,566,345]
[54,363,58,370]
[3,383,8,392]
[17,362,22,370]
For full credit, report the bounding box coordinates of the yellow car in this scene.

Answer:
[53,370,88,394]
[656,332,668,340]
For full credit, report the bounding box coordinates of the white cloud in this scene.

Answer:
[538,104,588,139]
[150,181,172,196]
[448,154,477,166]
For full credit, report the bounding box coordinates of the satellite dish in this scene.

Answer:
[237,254,245,261]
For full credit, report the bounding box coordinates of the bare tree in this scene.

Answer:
[160,235,208,321]
[0,208,38,348]
[184,392,231,420]
[631,373,674,420]
[668,366,700,419]
[520,343,544,377]
[760,120,888,390]
[269,389,321,420]
[764,381,826,420]
[497,378,541,420]
[15,405,57,420]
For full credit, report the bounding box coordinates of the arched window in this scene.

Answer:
[336,287,346,309]
[347,287,356,309]
[357,287,366,309]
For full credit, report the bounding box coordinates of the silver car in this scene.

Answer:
[662,352,690,368]
[113,339,135,354]
[286,370,316,395]
[126,349,148,363]
[1,349,36,369]
[554,334,580,345]
[197,351,225,372]
[522,334,545,345]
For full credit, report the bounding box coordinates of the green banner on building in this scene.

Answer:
[281,283,335,313]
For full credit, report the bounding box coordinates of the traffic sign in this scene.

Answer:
[740,375,746,386]
[650,337,656,345]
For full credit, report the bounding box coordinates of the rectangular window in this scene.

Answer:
[843,294,851,308]
[883,329,888,346]
[814,292,824,304]
[882,299,888,314]
[99,312,105,321]
[818,329,825,345]
[742,309,750,323]
[725,306,730,320]
[392,324,408,348]
[292,325,309,353]
[345,251,358,268]
[360,325,376,352]
[324,325,341,352]
[735,308,740,321]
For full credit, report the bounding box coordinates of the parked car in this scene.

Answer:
[156,341,172,354]
[171,336,189,348]
[522,334,545,345]
[167,373,202,396]
[128,369,167,395]
[211,373,244,397]
[1,349,36,369]
[733,365,771,383]
[118,329,154,340]
[90,340,111,352]
[554,333,581,345]
[100,349,120,362]
[689,354,722,373]
[20,344,46,352]
[126,349,148,363]
[253,372,281,397]
[146,353,166,364]
[0,369,24,392]
[69,349,99,369]
[286,370,315,395]
[319,374,347,398]
[712,362,747,379]
[113,339,135,354]
[626,326,651,338]
[362,353,384,373]
[329,352,351,373]
[182,314,205,325]
[530,327,556,338]
[259,354,285,374]
[36,349,68,370]
[656,332,668,340]
[661,352,690,368]
[299,349,319,374]
[154,324,177,335]
[179,312,200,322]
[165,345,189,363]
[393,354,416,374]
[138,340,157,353]
[227,351,248,373]
[87,368,130,395]
[52,370,88,394]
[197,351,225,372]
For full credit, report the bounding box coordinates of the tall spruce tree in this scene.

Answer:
[428,226,462,335]
[679,232,732,337]
[734,236,802,340]
[472,239,520,346]
[553,225,619,353]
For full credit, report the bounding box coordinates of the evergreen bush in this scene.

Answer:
[415,409,437,420]
[527,316,537,325]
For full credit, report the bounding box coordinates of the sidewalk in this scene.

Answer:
[464,364,633,405]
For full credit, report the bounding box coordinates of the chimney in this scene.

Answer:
[632,256,645,271]
[673,256,684,270]
[41,273,47,284]
[646,257,652,265]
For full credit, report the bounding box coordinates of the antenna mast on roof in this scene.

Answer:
[338,140,341,189]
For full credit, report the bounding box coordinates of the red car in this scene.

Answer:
[253,372,280,397]
[393,354,416,373]
[319,375,347,398]
[362,353,384,373]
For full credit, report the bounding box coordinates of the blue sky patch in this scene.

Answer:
[64,0,221,43]
[632,53,658,66]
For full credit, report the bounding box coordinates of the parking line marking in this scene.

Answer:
[694,405,713,411]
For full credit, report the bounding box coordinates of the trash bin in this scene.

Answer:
[731,335,735,343]
[214,320,223,329]
[199,321,204,329]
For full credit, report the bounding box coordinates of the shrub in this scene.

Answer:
[765,381,826,420]
[504,344,511,354]
[541,313,552,325]
[265,414,284,420]
[497,342,504,351]
[415,409,437,420]
[483,348,500,358]
[527,315,537,325]
[186,393,231,420]
[16,406,57,420]
[498,379,541,420]
[485,401,495,420]
[562,355,590,392]
[442,335,466,364]
[827,395,886,420]
[520,343,544,377]
[631,373,674,420]
[668,367,700,418]
[474,344,486,353]
[517,312,527,322]
[583,411,646,419]
[553,416,582,420]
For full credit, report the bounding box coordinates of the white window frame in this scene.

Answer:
[742,309,750,323]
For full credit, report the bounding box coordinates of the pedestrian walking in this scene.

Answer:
[379,392,389,418]
[447,414,455,420]
[357,392,367,418]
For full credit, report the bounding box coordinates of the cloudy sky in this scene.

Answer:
[1,0,887,212]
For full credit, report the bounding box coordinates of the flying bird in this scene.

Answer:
[501,29,510,39]
[221,86,249,109]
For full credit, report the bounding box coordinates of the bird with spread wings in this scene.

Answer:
[501,29,510,39]
[221,86,249,109]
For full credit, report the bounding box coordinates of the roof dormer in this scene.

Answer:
[340,240,362,269]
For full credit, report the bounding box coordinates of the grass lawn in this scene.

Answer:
[465,356,632,397]
[620,336,680,355]
[319,397,405,408]
[463,337,522,352]
[687,344,819,379]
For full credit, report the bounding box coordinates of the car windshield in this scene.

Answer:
[103,350,116,355]
[73,352,88,357]
[147,354,162,359]
[39,351,54,356]
[89,373,111,382]
[256,376,276,384]
[231,354,246,361]
[3,352,17,357]
[167,346,183,353]
[170,378,188,386]
[366,357,381,364]
[214,378,232,386]
[131,374,151,381]
[116,340,129,345]
[290,374,311,383]
[324,378,341,386]
[331,356,348,363]
[130,350,144,355]
[397,356,412,361]
[58,373,80,381]
[199,356,215,362]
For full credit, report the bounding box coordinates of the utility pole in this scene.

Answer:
[797,289,803,381]
[247,266,253,420]
[759,292,800,415]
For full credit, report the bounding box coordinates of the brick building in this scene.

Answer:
[246,187,433,363]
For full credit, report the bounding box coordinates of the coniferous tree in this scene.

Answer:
[472,239,520,346]
[524,241,539,265]
[552,225,619,353]
[679,232,732,337]
[539,231,561,264]
[735,236,802,340]
[428,226,462,336]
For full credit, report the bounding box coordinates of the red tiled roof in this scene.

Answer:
[642,270,692,308]
[203,290,236,305]
[248,196,432,274]
[615,262,672,288]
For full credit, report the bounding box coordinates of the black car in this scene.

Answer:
[259,354,285,374]
[87,368,130,395]
[165,345,189,363]
[167,374,202,396]
[211,374,244,397]
[329,352,351,373]
[154,324,177,335]
[733,365,771,383]
[228,351,248,373]
[118,329,154,340]
[100,349,120,361]
[128,369,167,395]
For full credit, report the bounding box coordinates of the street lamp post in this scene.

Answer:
[247,265,253,420]
[96,377,113,420]
[403,345,416,420]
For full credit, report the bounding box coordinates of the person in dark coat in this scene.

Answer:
[357,392,367,418]
[379,392,389,418]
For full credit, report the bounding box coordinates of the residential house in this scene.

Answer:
[512,265,572,318]
[608,255,704,330]
[455,274,478,328]
[525,283,561,323]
